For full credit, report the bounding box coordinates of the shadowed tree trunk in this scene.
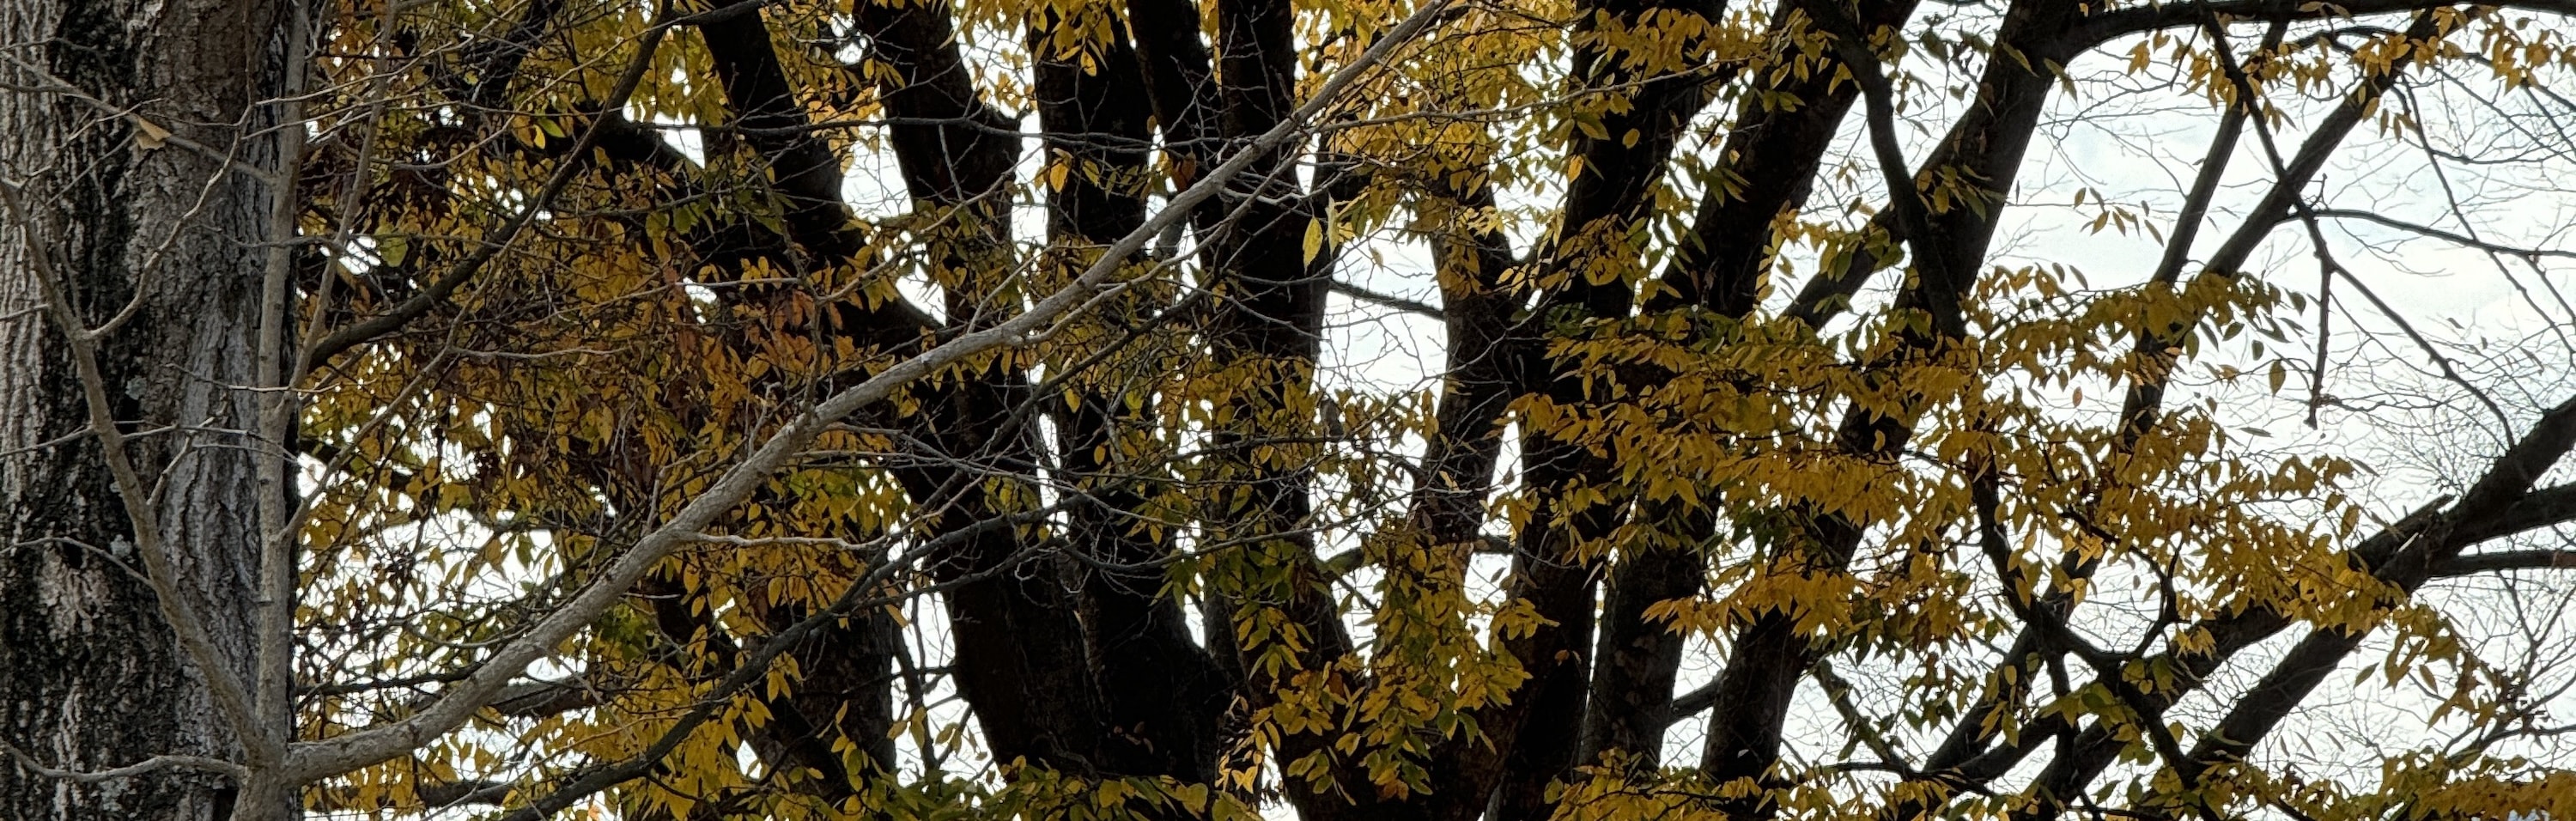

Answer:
[0,0,291,817]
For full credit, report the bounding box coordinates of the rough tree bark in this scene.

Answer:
[0,0,291,818]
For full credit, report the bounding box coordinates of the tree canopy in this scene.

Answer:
[9,0,2576,819]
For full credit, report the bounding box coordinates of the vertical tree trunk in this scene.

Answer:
[0,0,289,817]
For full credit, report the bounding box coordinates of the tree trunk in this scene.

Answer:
[0,0,289,817]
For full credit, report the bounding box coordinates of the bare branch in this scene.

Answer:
[0,736,249,783]
[1330,279,1443,320]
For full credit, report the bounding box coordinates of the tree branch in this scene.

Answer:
[0,737,248,783]
[2435,549,2576,576]
[2075,0,2576,46]
[276,0,1457,781]
[302,14,674,365]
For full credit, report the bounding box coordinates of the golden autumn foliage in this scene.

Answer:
[234,0,2576,818]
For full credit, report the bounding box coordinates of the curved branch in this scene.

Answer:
[0,737,248,783]
[2306,208,2576,262]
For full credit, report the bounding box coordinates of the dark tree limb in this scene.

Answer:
[1578,501,1707,773]
[842,0,1111,776]
[1031,3,1230,787]
[1460,0,1735,814]
[2435,546,2576,576]
[2019,390,2573,821]
[2145,398,2576,810]
[2073,0,2576,47]
[1883,24,2444,812]
[1657,0,1924,318]
[1698,7,2087,819]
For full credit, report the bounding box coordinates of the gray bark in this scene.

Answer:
[0,0,291,817]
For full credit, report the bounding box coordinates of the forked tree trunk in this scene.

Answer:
[0,0,289,817]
